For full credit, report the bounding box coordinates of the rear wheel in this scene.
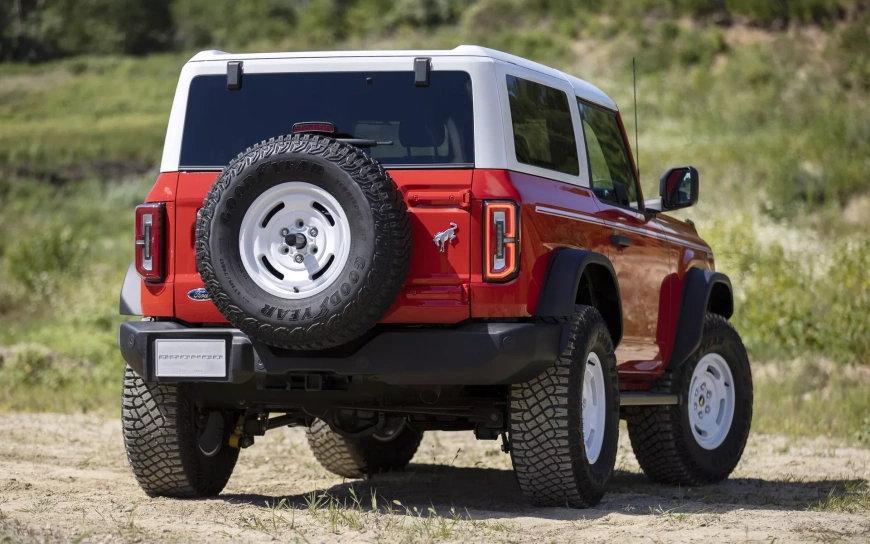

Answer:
[509,305,620,508]
[122,366,239,497]
[625,313,753,485]
[306,418,423,478]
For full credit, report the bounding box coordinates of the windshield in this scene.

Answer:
[179,70,474,169]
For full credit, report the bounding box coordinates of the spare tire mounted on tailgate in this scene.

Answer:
[196,134,411,350]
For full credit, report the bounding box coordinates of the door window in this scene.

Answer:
[506,75,579,176]
[577,101,640,210]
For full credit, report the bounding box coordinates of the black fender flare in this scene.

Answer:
[667,268,734,370]
[534,248,623,347]
[119,261,142,316]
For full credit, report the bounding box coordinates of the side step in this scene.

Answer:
[620,393,680,406]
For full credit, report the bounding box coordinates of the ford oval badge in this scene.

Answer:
[187,288,210,301]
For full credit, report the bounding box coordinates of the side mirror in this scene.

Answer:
[659,166,699,211]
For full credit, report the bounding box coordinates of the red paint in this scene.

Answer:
[379,169,473,323]
[139,172,178,316]
[174,172,224,323]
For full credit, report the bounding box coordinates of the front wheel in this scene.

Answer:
[625,313,753,485]
[509,305,620,508]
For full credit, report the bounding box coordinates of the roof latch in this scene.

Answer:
[414,57,431,87]
[227,61,243,91]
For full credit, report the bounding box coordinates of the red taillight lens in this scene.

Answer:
[292,122,335,134]
[483,201,519,282]
[135,203,165,282]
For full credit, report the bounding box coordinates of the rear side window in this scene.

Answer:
[506,75,579,176]
[180,71,474,169]
[577,100,639,209]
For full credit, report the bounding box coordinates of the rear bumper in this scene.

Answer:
[118,320,563,386]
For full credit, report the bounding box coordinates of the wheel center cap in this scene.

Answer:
[286,232,307,250]
[699,396,706,407]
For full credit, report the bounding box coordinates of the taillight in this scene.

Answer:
[135,203,165,282]
[483,201,520,282]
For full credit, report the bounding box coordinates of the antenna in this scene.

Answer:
[632,57,639,182]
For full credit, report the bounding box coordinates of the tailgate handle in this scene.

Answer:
[407,190,471,208]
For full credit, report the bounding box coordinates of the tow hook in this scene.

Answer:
[228,416,255,449]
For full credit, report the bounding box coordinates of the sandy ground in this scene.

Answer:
[0,414,868,543]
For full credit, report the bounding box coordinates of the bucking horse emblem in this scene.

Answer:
[433,222,458,253]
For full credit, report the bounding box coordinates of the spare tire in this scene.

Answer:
[196,134,411,350]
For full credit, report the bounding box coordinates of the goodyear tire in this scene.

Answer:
[509,305,620,508]
[196,134,411,350]
[625,313,753,485]
[121,365,239,497]
[306,419,423,478]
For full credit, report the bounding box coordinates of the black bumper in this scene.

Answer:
[118,321,563,386]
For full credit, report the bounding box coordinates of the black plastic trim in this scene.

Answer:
[119,261,142,316]
[533,248,623,346]
[118,321,562,386]
[414,57,431,87]
[227,61,243,90]
[667,268,734,370]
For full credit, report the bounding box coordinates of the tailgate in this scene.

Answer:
[172,170,473,324]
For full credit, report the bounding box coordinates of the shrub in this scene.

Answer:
[703,215,870,365]
[4,222,88,297]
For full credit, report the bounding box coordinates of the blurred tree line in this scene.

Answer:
[0,0,864,62]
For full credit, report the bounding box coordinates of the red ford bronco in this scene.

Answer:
[118,46,752,508]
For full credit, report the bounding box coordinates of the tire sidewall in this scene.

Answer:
[572,318,620,490]
[203,139,376,332]
[679,326,753,476]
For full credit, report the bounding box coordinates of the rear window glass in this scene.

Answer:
[506,75,579,176]
[180,71,474,169]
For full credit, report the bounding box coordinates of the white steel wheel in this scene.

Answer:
[582,352,607,464]
[239,182,351,300]
[688,352,736,450]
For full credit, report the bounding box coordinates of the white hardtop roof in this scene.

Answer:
[187,45,617,111]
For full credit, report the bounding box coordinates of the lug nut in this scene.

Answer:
[694,403,698,409]
[309,227,318,237]
[296,220,304,228]
[281,228,290,236]
[705,406,711,413]
[706,391,712,399]
[294,254,304,263]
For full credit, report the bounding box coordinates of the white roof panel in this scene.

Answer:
[186,45,618,111]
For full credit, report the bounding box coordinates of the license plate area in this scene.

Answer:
[154,339,227,378]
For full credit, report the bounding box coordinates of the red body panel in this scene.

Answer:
[149,170,474,324]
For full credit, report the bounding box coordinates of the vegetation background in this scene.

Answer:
[0,0,868,443]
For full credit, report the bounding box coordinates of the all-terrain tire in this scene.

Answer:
[306,419,423,478]
[509,305,620,508]
[121,365,239,497]
[196,134,411,350]
[625,313,753,485]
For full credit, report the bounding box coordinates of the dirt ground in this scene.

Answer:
[0,414,868,543]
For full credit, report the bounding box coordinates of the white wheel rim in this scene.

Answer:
[582,352,607,464]
[689,352,736,450]
[239,182,351,300]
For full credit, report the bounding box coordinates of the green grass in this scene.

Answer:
[752,361,870,444]
[0,177,150,412]
[0,54,184,178]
